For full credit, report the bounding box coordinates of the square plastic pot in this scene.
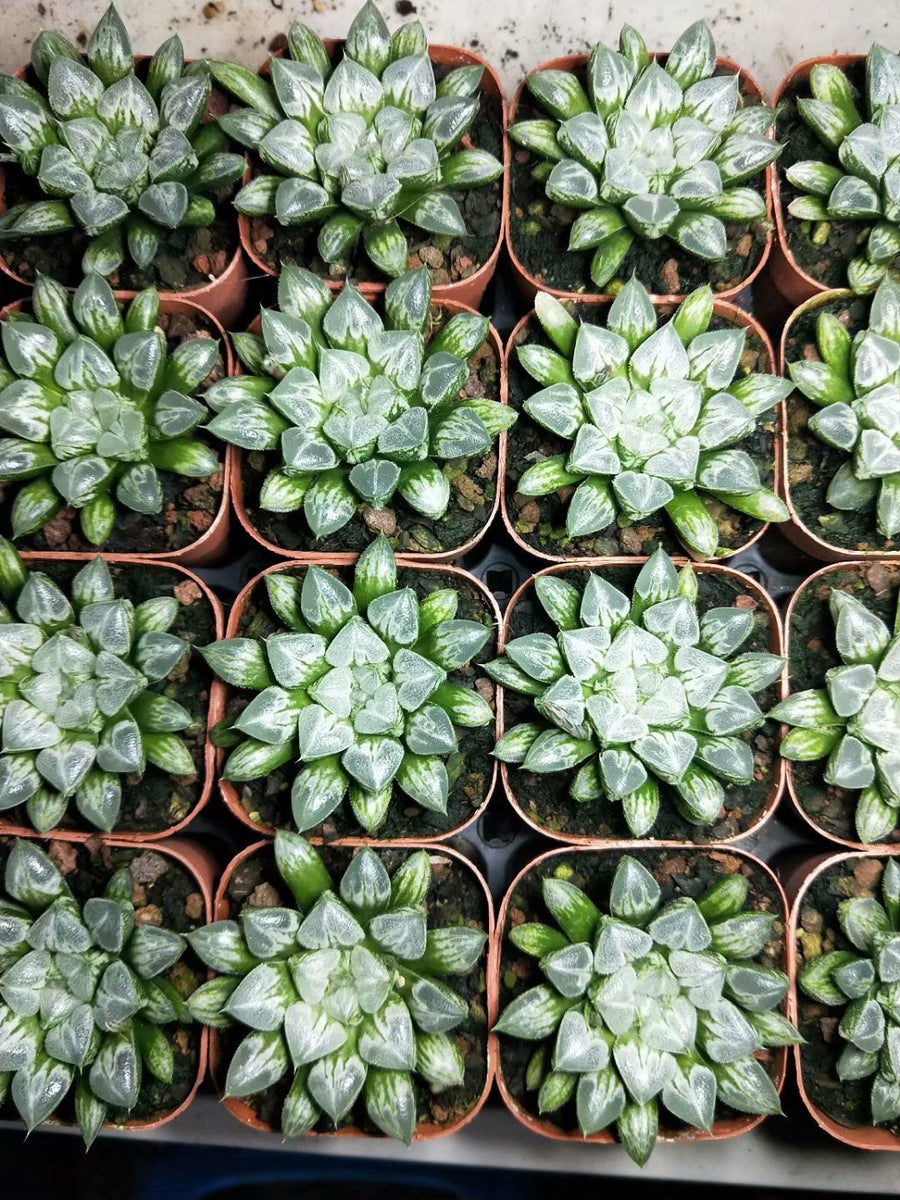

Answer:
[783,559,900,849]
[787,849,900,1150]
[491,842,790,1149]
[0,552,225,842]
[0,56,248,329]
[209,838,495,1141]
[0,295,236,567]
[229,302,507,563]
[0,831,215,1136]
[501,295,782,564]
[216,557,501,842]
[505,54,774,306]
[769,56,864,311]
[778,288,898,562]
[239,42,507,310]
[498,556,785,846]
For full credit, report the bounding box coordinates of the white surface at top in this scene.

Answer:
[0,0,898,101]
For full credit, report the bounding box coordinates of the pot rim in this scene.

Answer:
[497,555,786,847]
[782,559,900,851]
[229,298,507,563]
[500,295,782,565]
[788,847,900,1150]
[770,55,867,306]
[217,556,502,842]
[505,52,775,305]
[0,831,215,1134]
[0,294,236,566]
[210,836,496,1139]
[778,287,899,562]
[490,840,789,1145]
[0,552,225,843]
[237,41,508,306]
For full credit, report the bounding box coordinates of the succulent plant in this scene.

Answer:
[200,535,494,834]
[187,832,486,1141]
[784,45,900,293]
[488,548,783,838]
[509,21,780,288]
[0,271,222,547]
[786,280,900,539]
[799,857,900,1124]
[0,5,245,279]
[204,264,511,542]
[513,277,790,557]
[206,0,503,278]
[0,540,195,833]
[0,838,193,1145]
[495,853,798,1165]
[773,584,900,845]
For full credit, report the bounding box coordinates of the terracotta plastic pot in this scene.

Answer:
[491,842,790,1147]
[112,248,248,335]
[218,556,501,841]
[769,56,863,310]
[788,849,900,1150]
[0,552,225,843]
[778,288,894,562]
[209,837,496,1139]
[1,831,215,1135]
[783,559,900,851]
[238,42,507,309]
[230,299,506,562]
[498,556,785,846]
[506,54,774,306]
[0,296,235,567]
[0,58,249,328]
[501,297,782,565]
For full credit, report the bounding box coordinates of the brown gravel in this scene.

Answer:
[660,258,680,293]
[48,840,80,875]
[130,851,169,885]
[174,580,203,605]
[475,452,497,481]
[362,508,398,536]
[248,882,281,908]
[134,904,164,926]
[853,859,883,894]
